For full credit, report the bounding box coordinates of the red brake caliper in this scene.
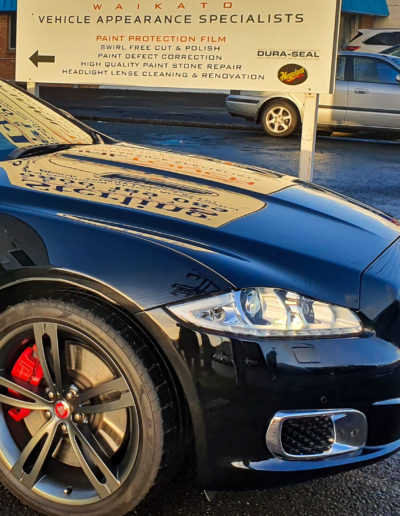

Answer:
[8,344,44,422]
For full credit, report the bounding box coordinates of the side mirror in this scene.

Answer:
[397,74,400,83]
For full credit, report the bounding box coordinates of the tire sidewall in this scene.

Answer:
[0,301,164,516]
[261,100,299,137]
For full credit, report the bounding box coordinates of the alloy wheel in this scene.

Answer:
[266,106,293,134]
[0,320,140,505]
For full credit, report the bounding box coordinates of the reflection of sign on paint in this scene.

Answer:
[17,0,341,93]
[0,81,92,148]
[67,144,295,196]
[1,149,266,228]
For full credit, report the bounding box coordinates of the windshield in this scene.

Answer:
[0,81,95,160]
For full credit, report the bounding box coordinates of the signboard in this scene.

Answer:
[16,0,341,93]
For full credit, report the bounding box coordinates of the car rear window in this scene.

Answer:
[366,32,400,46]
[391,33,400,45]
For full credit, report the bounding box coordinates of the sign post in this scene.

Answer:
[17,0,341,182]
[299,93,320,182]
[26,82,39,96]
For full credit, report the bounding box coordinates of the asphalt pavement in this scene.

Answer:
[39,86,400,219]
[88,120,400,219]
[40,86,253,129]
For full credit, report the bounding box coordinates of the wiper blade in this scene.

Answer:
[8,143,86,160]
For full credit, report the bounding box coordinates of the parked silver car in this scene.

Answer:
[226,52,400,137]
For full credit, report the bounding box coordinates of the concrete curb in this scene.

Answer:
[77,115,263,132]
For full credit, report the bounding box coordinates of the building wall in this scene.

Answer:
[359,15,375,28]
[374,2,400,27]
[0,14,15,80]
[340,14,359,48]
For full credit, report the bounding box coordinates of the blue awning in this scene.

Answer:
[342,0,389,16]
[0,0,16,12]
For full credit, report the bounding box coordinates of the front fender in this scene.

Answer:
[0,210,232,311]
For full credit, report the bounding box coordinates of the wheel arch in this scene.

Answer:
[0,269,206,482]
[0,268,143,315]
[256,95,303,125]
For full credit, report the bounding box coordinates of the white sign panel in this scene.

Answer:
[16,0,341,93]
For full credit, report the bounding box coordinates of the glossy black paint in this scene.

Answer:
[1,144,399,310]
[0,80,400,489]
[137,296,400,487]
[361,239,400,321]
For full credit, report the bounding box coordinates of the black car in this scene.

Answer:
[0,80,399,516]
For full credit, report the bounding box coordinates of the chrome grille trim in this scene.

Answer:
[266,409,367,461]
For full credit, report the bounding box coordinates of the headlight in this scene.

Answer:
[168,288,363,338]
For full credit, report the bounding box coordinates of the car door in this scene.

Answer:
[345,56,400,129]
[318,55,349,127]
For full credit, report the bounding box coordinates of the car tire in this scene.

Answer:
[260,100,299,137]
[0,299,179,516]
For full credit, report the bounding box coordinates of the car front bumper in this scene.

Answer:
[137,307,400,489]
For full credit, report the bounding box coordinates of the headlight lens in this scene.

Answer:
[168,288,363,338]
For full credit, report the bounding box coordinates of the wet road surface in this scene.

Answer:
[91,121,400,218]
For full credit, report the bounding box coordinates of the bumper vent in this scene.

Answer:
[266,409,367,461]
[281,416,334,456]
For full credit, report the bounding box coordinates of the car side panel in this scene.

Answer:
[256,93,305,123]
[346,80,400,129]
[318,81,349,126]
[226,92,305,123]
[0,209,232,311]
[225,96,260,120]
[318,55,349,126]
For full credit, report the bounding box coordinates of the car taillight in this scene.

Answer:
[345,46,360,51]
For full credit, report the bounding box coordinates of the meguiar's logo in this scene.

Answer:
[278,64,308,86]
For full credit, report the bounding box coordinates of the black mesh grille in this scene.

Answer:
[281,416,334,456]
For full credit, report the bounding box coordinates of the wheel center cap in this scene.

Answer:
[54,400,71,420]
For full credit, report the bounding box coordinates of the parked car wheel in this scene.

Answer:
[0,299,178,516]
[261,100,299,137]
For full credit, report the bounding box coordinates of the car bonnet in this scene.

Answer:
[1,143,399,309]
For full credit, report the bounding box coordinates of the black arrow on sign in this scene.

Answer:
[29,50,56,68]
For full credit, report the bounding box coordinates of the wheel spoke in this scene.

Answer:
[266,106,293,134]
[80,391,135,415]
[0,371,50,410]
[33,322,63,393]
[12,419,59,489]
[77,377,134,415]
[68,423,120,498]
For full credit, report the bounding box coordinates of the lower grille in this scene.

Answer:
[266,409,368,460]
[281,416,334,456]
